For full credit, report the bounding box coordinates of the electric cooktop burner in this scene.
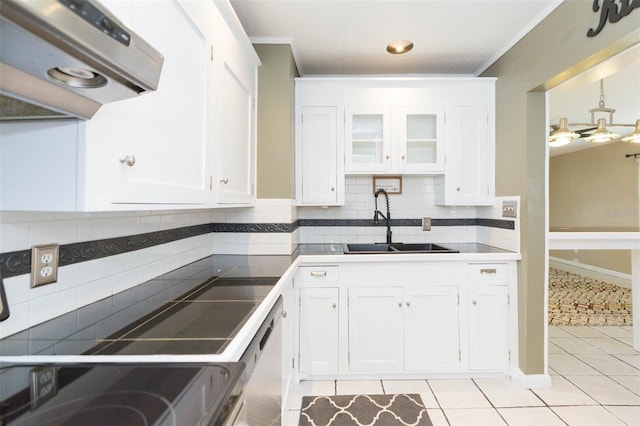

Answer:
[0,362,244,425]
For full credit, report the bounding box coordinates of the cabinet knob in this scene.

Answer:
[456,186,461,191]
[406,301,411,307]
[331,187,335,192]
[219,177,229,184]
[397,302,402,308]
[401,154,406,160]
[119,154,136,167]
[472,300,477,305]
[332,303,337,309]
[282,311,288,318]
[386,154,390,160]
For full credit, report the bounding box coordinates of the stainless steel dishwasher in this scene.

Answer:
[232,296,283,426]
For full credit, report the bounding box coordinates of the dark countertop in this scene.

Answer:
[0,255,295,358]
[295,242,514,255]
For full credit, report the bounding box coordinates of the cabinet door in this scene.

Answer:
[441,105,492,205]
[468,285,509,370]
[104,0,211,205]
[345,107,391,173]
[217,60,256,204]
[405,286,460,371]
[348,287,403,372]
[394,107,445,173]
[299,288,339,374]
[300,107,339,205]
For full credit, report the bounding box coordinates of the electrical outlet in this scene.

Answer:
[502,200,517,218]
[30,366,57,409]
[31,244,59,288]
[422,217,431,231]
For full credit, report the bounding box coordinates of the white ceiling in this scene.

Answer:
[229,0,563,76]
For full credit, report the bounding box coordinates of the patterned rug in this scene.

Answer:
[548,268,633,326]
[299,394,431,426]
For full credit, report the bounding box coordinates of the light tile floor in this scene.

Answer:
[284,325,639,425]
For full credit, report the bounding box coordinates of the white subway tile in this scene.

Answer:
[0,301,30,338]
[30,288,77,327]
[0,222,30,252]
[77,277,113,306]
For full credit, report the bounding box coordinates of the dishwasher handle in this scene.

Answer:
[259,319,274,351]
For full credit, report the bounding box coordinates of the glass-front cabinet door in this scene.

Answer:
[395,107,445,173]
[345,107,391,172]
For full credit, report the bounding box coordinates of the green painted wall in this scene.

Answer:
[255,44,298,199]
[482,1,639,375]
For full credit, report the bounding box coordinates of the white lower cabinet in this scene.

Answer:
[299,287,340,374]
[405,286,461,371]
[348,286,460,373]
[295,260,516,378]
[468,285,510,370]
[348,287,404,372]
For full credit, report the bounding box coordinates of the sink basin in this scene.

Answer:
[390,243,458,253]
[344,243,396,253]
[343,243,459,254]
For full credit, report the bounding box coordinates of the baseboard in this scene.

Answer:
[549,257,632,289]
[511,369,552,389]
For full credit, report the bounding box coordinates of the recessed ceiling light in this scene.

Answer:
[386,40,413,55]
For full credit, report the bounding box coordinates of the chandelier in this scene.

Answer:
[549,79,640,147]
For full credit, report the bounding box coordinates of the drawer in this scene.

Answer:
[297,266,339,283]
[467,263,507,281]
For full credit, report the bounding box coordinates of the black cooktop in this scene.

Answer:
[0,362,245,425]
[0,255,293,357]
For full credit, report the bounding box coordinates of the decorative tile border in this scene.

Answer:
[0,218,514,278]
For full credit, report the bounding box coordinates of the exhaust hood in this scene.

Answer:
[0,0,164,120]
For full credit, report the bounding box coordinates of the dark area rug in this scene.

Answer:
[298,394,432,426]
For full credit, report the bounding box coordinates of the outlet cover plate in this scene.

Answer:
[30,365,57,409]
[502,200,517,218]
[31,244,59,288]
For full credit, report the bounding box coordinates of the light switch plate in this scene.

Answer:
[422,217,431,231]
[31,244,59,288]
[502,200,517,218]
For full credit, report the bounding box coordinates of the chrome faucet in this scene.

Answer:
[373,188,392,244]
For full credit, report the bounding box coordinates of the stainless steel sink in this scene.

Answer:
[343,243,458,254]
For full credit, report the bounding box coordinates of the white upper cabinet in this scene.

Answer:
[344,106,445,174]
[0,0,258,211]
[298,106,341,205]
[294,77,495,207]
[435,105,494,206]
[99,0,211,205]
[394,106,445,173]
[345,106,391,173]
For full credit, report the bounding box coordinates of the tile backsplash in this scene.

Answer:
[0,176,519,339]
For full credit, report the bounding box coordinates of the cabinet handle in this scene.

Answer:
[472,300,477,305]
[219,177,229,184]
[332,303,337,309]
[406,301,411,307]
[456,186,461,191]
[310,271,327,277]
[119,155,136,167]
[480,268,497,274]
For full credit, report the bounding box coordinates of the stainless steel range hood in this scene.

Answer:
[0,0,164,120]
